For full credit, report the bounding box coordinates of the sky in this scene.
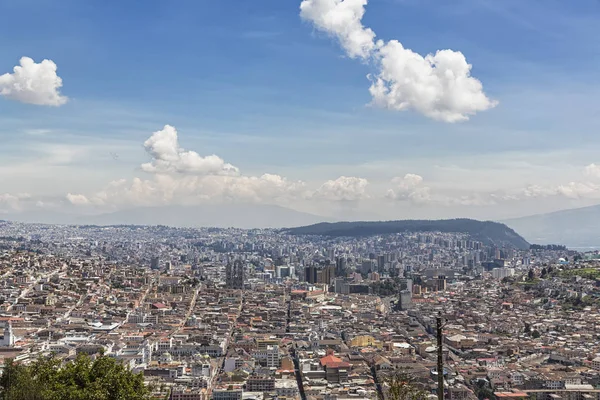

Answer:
[1,0,600,222]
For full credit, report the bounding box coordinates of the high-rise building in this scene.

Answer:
[361,260,375,274]
[150,256,160,270]
[398,290,412,311]
[327,248,335,261]
[398,278,413,293]
[335,257,347,277]
[319,265,335,285]
[304,266,318,284]
[436,275,447,291]
[226,260,245,289]
[377,255,385,271]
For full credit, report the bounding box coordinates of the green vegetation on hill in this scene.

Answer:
[0,354,150,400]
[559,267,600,280]
[284,218,530,249]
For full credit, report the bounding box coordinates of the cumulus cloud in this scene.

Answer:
[313,176,369,201]
[369,44,497,122]
[66,125,310,208]
[584,163,600,179]
[141,125,239,175]
[387,174,498,206]
[66,193,91,206]
[300,0,375,59]
[386,174,429,202]
[0,57,68,106]
[299,0,496,122]
[556,182,598,199]
[68,174,307,208]
[0,193,31,212]
[521,184,557,198]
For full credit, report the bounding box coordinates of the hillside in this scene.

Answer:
[285,218,530,249]
[504,204,600,248]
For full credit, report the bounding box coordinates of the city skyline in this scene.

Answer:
[1,0,600,222]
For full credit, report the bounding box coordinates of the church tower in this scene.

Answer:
[4,322,14,347]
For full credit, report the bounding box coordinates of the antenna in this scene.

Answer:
[436,312,445,400]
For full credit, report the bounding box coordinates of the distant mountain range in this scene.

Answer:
[5,204,332,229]
[11,202,600,249]
[284,218,530,249]
[504,204,600,248]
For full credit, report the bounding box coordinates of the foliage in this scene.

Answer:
[0,354,150,400]
[529,244,567,251]
[383,371,428,400]
[559,268,600,281]
[284,219,529,249]
[371,279,400,296]
[473,378,495,400]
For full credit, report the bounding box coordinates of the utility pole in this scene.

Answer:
[436,312,444,400]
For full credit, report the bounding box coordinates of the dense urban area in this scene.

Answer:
[0,220,599,400]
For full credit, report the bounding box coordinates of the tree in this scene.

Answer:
[527,269,535,281]
[532,330,541,339]
[0,354,150,400]
[383,371,428,400]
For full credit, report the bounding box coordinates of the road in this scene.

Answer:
[7,267,62,311]
[171,285,201,336]
[61,293,86,320]
[125,276,155,323]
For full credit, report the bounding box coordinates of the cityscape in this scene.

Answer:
[0,220,598,400]
[1,0,600,399]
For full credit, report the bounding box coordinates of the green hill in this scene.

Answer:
[284,218,529,249]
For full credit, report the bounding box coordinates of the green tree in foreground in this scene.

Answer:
[383,371,428,400]
[0,354,150,400]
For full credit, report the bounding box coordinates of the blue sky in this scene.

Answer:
[1,0,600,220]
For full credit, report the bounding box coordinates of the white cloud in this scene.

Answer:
[369,44,497,122]
[141,125,239,175]
[521,184,557,198]
[66,193,91,206]
[387,174,498,206]
[313,176,369,201]
[299,0,496,122]
[387,173,428,202]
[66,125,309,208]
[584,163,600,179]
[391,173,423,191]
[69,174,308,208]
[556,182,598,199]
[300,0,375,59]
[0,193,31,212]
[0,57,68,106]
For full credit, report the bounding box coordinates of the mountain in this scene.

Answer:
[503,204,600,248]
[284,218,530,249]
[6,204,332,229]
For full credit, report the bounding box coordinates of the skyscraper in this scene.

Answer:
[335,257,346,277]
[226,260,245,289]
[304,266,318,284]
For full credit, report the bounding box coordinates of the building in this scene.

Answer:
[335,257,347,277]
[492,267,515,279]
[246,375,275,392]
[304,266,318,284]
[319,265,335,285]
[361,260,375,274]
[0,322,14,347]
[398,290,412,311]
[226,260,244,289]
